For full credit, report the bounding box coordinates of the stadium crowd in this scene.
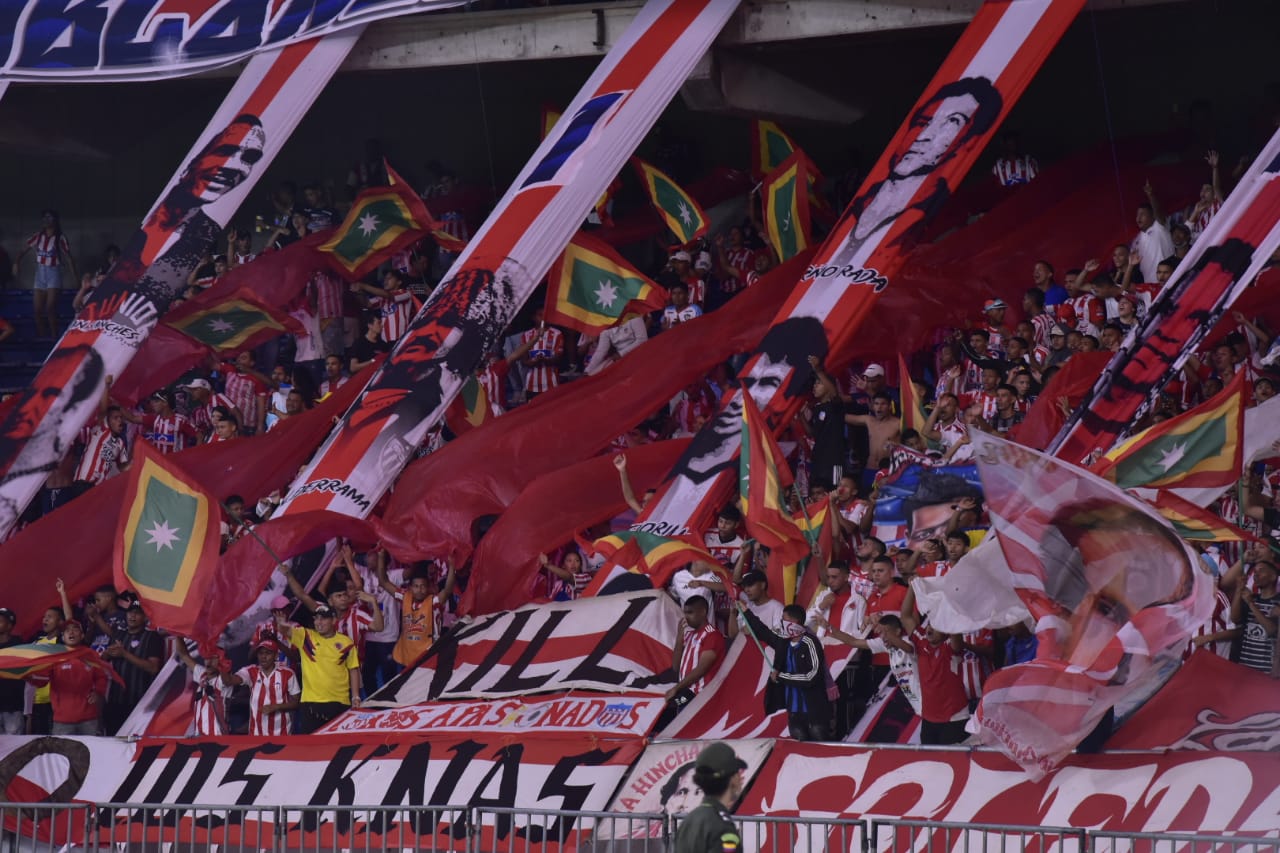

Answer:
[2,124,1278,742]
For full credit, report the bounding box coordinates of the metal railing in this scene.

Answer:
[0,802,1274,853]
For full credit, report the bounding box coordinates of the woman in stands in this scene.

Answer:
[13,209,77,339]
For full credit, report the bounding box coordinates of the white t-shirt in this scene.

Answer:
[669,569,715,608]
[354,562,404,644]
[866,637,922,715]
[735,595,784,634]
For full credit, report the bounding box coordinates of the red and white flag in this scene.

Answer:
[968,430,1214,775]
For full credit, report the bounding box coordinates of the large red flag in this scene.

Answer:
[461,439,689,615]
[739,389,808,563]
[377,251,815,567]
[0,365,372,639]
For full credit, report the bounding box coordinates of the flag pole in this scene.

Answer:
[791,483,817,603]
[731,598,772,664]
[219,500,291,573]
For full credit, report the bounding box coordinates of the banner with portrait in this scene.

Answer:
[0,30,364,539]
[870,461,983,548]
[630,0,1085,542]
[369,590,680,705]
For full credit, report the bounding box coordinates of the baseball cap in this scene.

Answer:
[183,378,212,391]
[0,608,15,622]
[254,637,280,654]
[694,251,713,272]
[670,250,691,263]
[983,298,1007,311]
[314,604,337,618]
[126,601,145,613]
[741,570,768,587]
[863,363,886,378]
[1050,324,1068,337]
[270,595,291,611]
[695,742,747,780]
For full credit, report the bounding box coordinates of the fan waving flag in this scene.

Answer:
[164,293,302,353]
[770,498,832,605]
[740,388,809,563]
[1093,370,1244,490]
[751,119,798,179]
[633,157,708,246]
[898,353,929,435]
[1144,489,1260,543]
[545,232,668,335]
[761,151,813,261]
[583,530,721,590]
[113,441,223,649]
[0,643,121,684]
[319,162,432,279]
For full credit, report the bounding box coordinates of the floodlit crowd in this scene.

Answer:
[2,125,1278,741]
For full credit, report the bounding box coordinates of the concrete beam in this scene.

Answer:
[342,0,1186,72]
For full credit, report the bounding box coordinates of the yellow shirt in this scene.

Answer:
[288,627,359,705]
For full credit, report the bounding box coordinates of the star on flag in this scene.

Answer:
[144,520,183,552]
[593,280,619,309]
[677,200,694,227]
[357,212,380,237]
[1157,442,1187,472]
[207,317,234,334]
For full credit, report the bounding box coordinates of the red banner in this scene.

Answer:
[740,742,1280,836]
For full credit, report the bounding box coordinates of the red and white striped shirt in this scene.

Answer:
[1030,312,1056,349]
[75,421,128,483]
[992,156,1039,187]
[964,390,999,421]
[959,629,994,700]
[337,605,375,652]
[372,291,415,342]
[1190,200,1222,240]
[1065,294,1104,337]
[26,231,70,267]
[191,392,237,436]
[678,624,725,695]
[223,371,268,431]
[1187,589,1235,660]
[191,664,234,737]
[311,271,345,320]
[521,327,564,394]
[141,413,200,454]
[235,663,300,736]
[477,360,509,416]
[318,377,348,398]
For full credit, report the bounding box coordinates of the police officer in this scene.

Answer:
[672,741,745,853]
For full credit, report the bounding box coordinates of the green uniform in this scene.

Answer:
[673,797,741,853]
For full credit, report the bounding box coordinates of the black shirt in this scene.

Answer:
[0,636,25,712]
[349,336,390,370]
[108,628,163,706]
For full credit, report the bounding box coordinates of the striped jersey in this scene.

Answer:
[235,663,300,736]
[223,371,268,431]
[191,663,233,736]
[141,413,200,454]
[678,624,725,695]
[75,420,128,483]
[1190,200,1222,240]
[1186,589,1234,660]
[521,327,564,394]
[372,291,415,342]
[191,393,237,436]
[26,231,70,267]
[311,270,344,320]
[992,156,1039,187]
[336,605,375,653]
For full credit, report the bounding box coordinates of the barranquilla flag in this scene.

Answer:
[319,162,432,279]
[444,374,492,436]
[583,530,721,589]
[1142,488,1259,543]
[1094,371,1244,490]
[633,157,708,246]
[762,151,813,261]
[740,388,810,564]
[751,119,798,179]
[770,498,832,605]
[113,440,222,648]
[545,232,668,335]
[898,353,928,435]
[0,643,121,683]
[164,292,302,353]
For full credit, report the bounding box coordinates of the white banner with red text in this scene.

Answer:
[369,590,680,704]
[322,691,665,736]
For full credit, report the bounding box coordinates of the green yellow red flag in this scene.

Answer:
[1095,371,1244,490]
[751,119,798,179]
[585,530,721,587]
[1144,489,1259,543]
[898,353,929,436]
[0,643,121,683]
[633,158,708,246]
[740,387,809,564]
[545,232,668,335]
[762,151,813,261]
[165,294,299,353]
[113,440,222,646]
[444,374,493,436]
[319,162,432,279]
